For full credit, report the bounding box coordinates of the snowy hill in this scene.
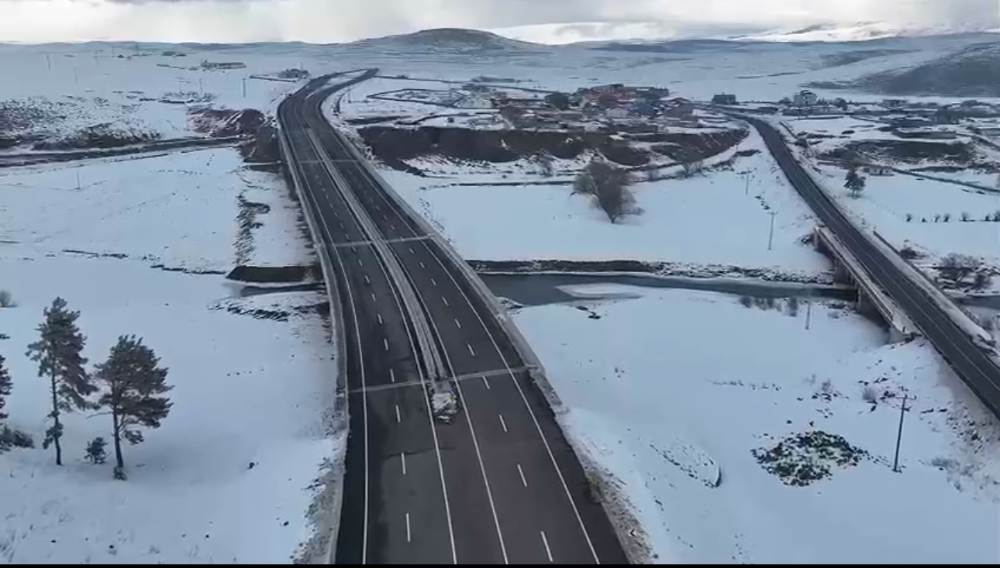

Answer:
[736,22,1000,43]
[347,28,544,53]
[824,40,1000,96]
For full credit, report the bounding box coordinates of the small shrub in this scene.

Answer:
[934,214,941,222]
[861,384,880,403]
[905,213,913,222]
[739,296,753,308]
[942,213,951,222]
[961,212,971,222]
[992,211,1000,222]
[0,425,35,450]
[921,217,927,223]
[900,246,919,259]
[85,436,107,464]
[0,290,13,308]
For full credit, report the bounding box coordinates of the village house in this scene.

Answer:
[712,93,738,105]
[864,165,893,176]
[793,90,818,106]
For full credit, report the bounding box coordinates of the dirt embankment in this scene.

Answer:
[357,126,746,172]
[822,139,981,166]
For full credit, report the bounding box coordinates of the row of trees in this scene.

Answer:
[0,297,171,479]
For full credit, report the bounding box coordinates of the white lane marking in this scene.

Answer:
[517,464,528,488]
[395,405,401,423]
[442,296,450,307]
[417,240,600,563]
[377,313,383,325]
[371,292,377,302]
[401,452,407,475]
[338,221,345,230]
[540,531,553,563]
[364,274,370,284]
[383,214,389,221]
[467,343,476,357]
[390,224,396,231]
[409,247,415,254]
[357,258,364,267]
[431,278,437,286]
[498,414,507,433]
[482,376,491,390]
[455,318,462,329]
[292,151,373,564]
[420,261,426,269]
[406,513,411,543]
[384,337,390,352]
[389,368,396,383]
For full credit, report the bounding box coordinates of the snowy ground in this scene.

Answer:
[0,43,325,149]
[808,160,1000,291]
[0,148,338,564]
[512,284,1000,564]
[380,128,830,277]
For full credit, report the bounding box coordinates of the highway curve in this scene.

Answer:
[280,71,628,565]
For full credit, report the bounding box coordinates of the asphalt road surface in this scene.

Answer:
[279,71,628,564]
[747,116,1000,419]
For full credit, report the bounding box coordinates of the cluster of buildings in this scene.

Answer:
[489,83,701,131]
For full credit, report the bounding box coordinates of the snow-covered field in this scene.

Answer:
[0,148,338,563]
[381,129,830,277]
[813,163,1000,265]
[0,43,322,148]
[2,32,999,565]
[513,284,1000,564]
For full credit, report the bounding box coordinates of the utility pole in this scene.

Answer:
[893,395,908,473]
[767,211,777,251]
[199,77,204,95]
[75,170,81,191]
[242,78,247,98]
[46,54,52,71]
[743,172,751,196]
[73,66,79,85]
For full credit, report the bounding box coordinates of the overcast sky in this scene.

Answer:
[0,0,996,44]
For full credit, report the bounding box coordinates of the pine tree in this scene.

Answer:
[25,297,95,465]
[0,353,11,421]
[845,168,866,198]
[94,335,172,478]
[85,436,107,464]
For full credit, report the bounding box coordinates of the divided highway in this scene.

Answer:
[746,117,1000,418]
[279,71,627,564]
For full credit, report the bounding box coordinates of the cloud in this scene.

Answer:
[0,0,996,43]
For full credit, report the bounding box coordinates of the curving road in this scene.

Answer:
[746,116,1000,419]
[279,72,627,564]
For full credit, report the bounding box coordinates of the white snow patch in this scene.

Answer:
[515,285,1000,564]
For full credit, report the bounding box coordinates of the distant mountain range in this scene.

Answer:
[732,22,1000,43]
[342,23,999,53]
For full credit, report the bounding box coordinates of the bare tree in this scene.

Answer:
[0,290,13,308]
[26,298,95,465]
[573,159,635,223]
[538,152,555,177]
[0,353,11,421]
[937,253,980,284]
[94,335,172,479]
[680,160,704,178]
